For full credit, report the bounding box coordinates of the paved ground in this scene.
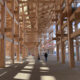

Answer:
[0,55,80,80]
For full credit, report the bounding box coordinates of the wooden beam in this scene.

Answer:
[56,44,59,62]
[6,4,13,17]
[71,29,80,38]
[11,0,15,64]
[19,1,55,4]
[14,34,19,38]
[67,0,75,68]
[17,45,20,61]
[5,28,12,32]
[0,2,6,68]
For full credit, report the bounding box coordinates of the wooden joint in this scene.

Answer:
[19,38,23,41]
[56,34,68,37]
[75,12,80,19]
[19,19,23,22]
[5,28,12,32]
[14,34,19,38]
[14,11,18,14]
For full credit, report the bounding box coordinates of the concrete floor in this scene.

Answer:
[0,55,80,80]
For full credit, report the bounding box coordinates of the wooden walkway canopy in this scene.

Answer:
[0,0,80,68]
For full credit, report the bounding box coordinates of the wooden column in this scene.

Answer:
[35,47,38,58]
[67,0,75,68]
[0,2,6,68]
[56,23,60,62]
[76,40,79,61]
[75,21,79,61]
[56,44,59,62]
[11,42,14,63]
[25,48,28,57]
[60,6,65,64]
[22,46,25,60]
[17,45,20,61]
[11,0,15,63]
[61,42,65,64]
[17,2,20,62]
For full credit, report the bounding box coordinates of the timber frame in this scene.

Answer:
[0,0,80,68]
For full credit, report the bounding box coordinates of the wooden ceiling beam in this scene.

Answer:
[19,1,55,4]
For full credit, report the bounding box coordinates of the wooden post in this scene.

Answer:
[35,47,38,58]
[11,42,14,63]
[61,42,65,64]
[11,0,15,63]
[17,45,20,61]
[56,44,59,62]
[60,4,65,64]
[56,23,60,62]
[76,40,79,61]
[16,2,20,62]
[0,1,6,68]
[75,21,79,61]
[66,0,75,68]
[22,46,25,60]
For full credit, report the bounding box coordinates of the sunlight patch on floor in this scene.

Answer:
[40,67,50,71]
[26,59,35,62]
[15,61,23,64]
[41,76,56,80]
[14,73,31,80]
[5,60,12,67]
[42,62,46,66]
[5,64,11,67]
[21,69,32,72]
[28,62,35,65]
[24,66,34,69]
[40,60,46,65]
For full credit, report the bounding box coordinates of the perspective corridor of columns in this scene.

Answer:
[0,0,80,69]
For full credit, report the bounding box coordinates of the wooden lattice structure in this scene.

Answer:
[0,0,80,68]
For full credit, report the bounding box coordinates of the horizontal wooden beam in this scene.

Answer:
[52,38,60,40]
[14,34,19,38]
[57,34,68,37]
[5,28,12,32]
[71,29,80,38]
[19,38,23,41]
[19,1,55,4]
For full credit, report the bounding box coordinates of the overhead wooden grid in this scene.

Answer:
[0,0,80,68]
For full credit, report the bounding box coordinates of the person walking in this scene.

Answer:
[44,52,48,62]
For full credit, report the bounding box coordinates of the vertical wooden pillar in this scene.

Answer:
[0,2,6,68]
[60,4,65,64]
[36,47,38,58]
[61,42,65,64]
[22,46,25,60]
[56,23,60,62]
[76,40,79,61]
[16,2,20,62]
[11,0,15,63]
[17,45,20,61]
[56,44,59,62]
[67,0,75,68]
[34,46,38,58]
[11,42,14,63]
[75,22,79,61]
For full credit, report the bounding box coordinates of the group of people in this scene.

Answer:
[38,52,48,62]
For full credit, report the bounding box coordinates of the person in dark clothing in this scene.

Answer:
[44,52,48,62]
